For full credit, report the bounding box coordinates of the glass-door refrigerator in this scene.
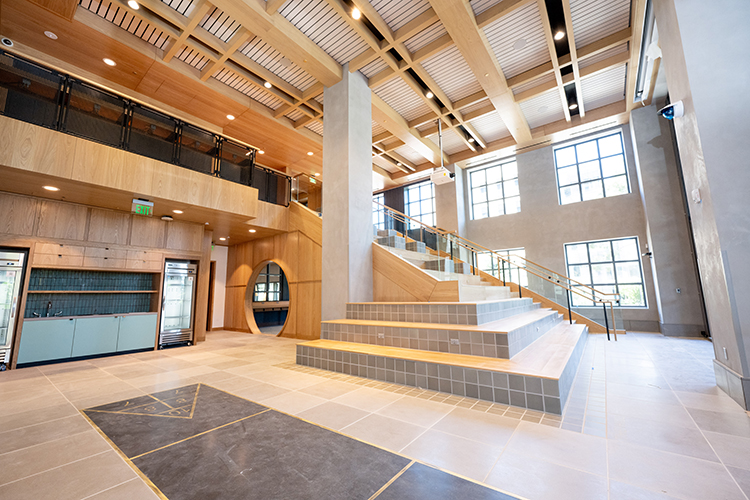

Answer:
[159,260,198,348]
[0,250,26,370]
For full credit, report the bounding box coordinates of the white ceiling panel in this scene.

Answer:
[403,22,447,53]
[470,0,503,16]
[459,97,492,116]
[468,111,510,144]
[421,45,482,103]
[393,144,428,164]
[176,46,210,71]
[80,0,171,49]
[512,72,556,96]
[570,0,631,49]
[199,7,241,43]
[369,0,432,32]
[213,68,285,110]
[429,128,467,155]
[519,88,566,129]
[360,58,390,79]
[239,37,318,92]
[579,64,626,111]
[161,0,195,17]
[372,77,433,122]
[305,120,324,135]
[484,2,549,80]
[280,0,370,65]
[285,109,305,121]
[417,121,434,136]
[579,42,629,69]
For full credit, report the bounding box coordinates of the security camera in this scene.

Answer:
[658,100,684,120]
[1,37,13,47]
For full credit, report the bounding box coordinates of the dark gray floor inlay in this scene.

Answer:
[84,384,521,500]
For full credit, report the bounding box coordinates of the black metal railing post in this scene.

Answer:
[517,263,522,298]
[602,301,611,341]
[566,288,573,324]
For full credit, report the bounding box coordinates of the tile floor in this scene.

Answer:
[0,331,748,500]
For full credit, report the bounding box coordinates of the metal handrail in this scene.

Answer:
[374,201,619,339]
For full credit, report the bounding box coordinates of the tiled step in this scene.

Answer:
[424,270,484,285]
[297,322,589,415]
[322,307,559,359]
[423,258,456,273]
[346,298,536,325]
[405,241,427,253]
[376,229,400,238]
[387,247,441,262]
[459,284,512,301]
[377,235,405,250]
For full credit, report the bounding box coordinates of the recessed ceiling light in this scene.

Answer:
[538,105,549,113]
[127,0,140,9]
[219,237,226,241]
[258,150,265,154]
[425,91,434,99]
[314,172,320,177]
[103,58,116,66]
[249,229,256,233]
[226,114,235,120]
[173,209,183,214]
[307,152,314,156]
[352,7,361,20]
[468,138,475,143]
[43,185,59,191]
[397,162,402,166]
[161,215,173,221]
[513,38,526,50]
[264,81,272,89]
[44,31,58,40]
[554,31,565,41]
[205,222,209,225]
[569,103,578,110]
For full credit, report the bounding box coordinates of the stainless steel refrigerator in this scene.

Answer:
[159,261,197,348]
[0,250,26,369]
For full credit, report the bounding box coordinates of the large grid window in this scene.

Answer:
[253,263,284,302]
[554,132,630,205]
[404,180,435,228]
[373,193,385,230]
[565,237,646,307]
[477,248,528,286]
[469,159,520,219]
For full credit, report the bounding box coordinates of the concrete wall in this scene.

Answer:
[654,0,750,407]
[211,244,228,330]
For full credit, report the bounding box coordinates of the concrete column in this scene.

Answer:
[321,65,373,321]
[654,0,750,408]
[435,164,466,235]
[629,103,705,337]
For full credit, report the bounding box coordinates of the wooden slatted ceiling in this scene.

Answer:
[360,58,389,78]
[393,144,428,164]
[212,67,285,109]
[279,0,370,65]
[305,121,324,135]
[470,0,504,16]
[371,77,433,122]
[176,46,211,70]
[239,37,318,92]
[579,42,629,69]
[199,7,241,43]
[512,72,556,96]
[161,0,196,16]
[460,97,492,116]
[403,22,448,53]
[428,128,466,155]
[579,64,626,111]
[369,0,432,32]
[468,111,511,143]
[483,2,549,80]
[79,0,171,50]
[421,45,483,104]
[518,88,566,129]
[570,0,631,49]
[286,109,305,121]
[372,120,387,137]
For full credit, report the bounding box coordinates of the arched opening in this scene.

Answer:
[244,260,290,336]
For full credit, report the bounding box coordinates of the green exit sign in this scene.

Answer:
[132,199,154,217]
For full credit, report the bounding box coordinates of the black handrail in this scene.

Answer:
[0,50,291,207]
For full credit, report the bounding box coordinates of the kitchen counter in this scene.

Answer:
[24,312,156,321]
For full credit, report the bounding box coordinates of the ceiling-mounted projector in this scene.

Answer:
[431,166,455,185]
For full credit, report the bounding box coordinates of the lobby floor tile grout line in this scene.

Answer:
[368,460,415,500]
[78,477,142,500]
[0,449,112,488]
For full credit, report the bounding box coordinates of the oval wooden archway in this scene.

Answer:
[243,259,292,336]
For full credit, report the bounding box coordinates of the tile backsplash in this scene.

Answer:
[28,269,154,291]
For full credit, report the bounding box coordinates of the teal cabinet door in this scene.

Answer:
[117,314,158,352]
[72,316,119,357]
[17,319,75,364]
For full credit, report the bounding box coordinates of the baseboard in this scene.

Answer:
[713,360,749,410]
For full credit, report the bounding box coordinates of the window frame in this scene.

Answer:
[553,130,631,205]
[253,263,285,303]
[373,193,386,231]
[564,236,647,308]
[468,157,520,220]
[404,180,435,228]
[476,248,528,286]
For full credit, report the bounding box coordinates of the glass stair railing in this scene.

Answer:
[373,201,621,339]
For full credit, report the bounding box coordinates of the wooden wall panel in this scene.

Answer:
[0,193,38,236]
[27,0,78,21]
[372,243,437,302]
[0,119,76,178]
[88,208,130,245]
[193,230,212,342]
[295,281,321,340]
[298,234,321,283]
[166,221,203,252]
[130,217,166,248]
[289,202,322,245]
[373,270,420,302]
[36,200,88,241]
[224,286,250,331]
[226,243,253,287]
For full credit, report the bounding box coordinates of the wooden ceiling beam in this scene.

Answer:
[560,0,585,117]
[200,28,253,81]
[393,8,439,41]
[163,0,212,63]
[625,0,648,111]
[372,131,393,143]
[536,0,571,123]
[265,0,288,14]
[350,0,395,43]
[429,0,531,144]
[475,0,536,29]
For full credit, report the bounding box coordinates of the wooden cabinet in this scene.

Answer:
[33,243,86,267]
[126,250,162,271]
[17,318,76,364]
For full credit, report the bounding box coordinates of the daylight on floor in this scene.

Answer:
[0,0,748,499]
